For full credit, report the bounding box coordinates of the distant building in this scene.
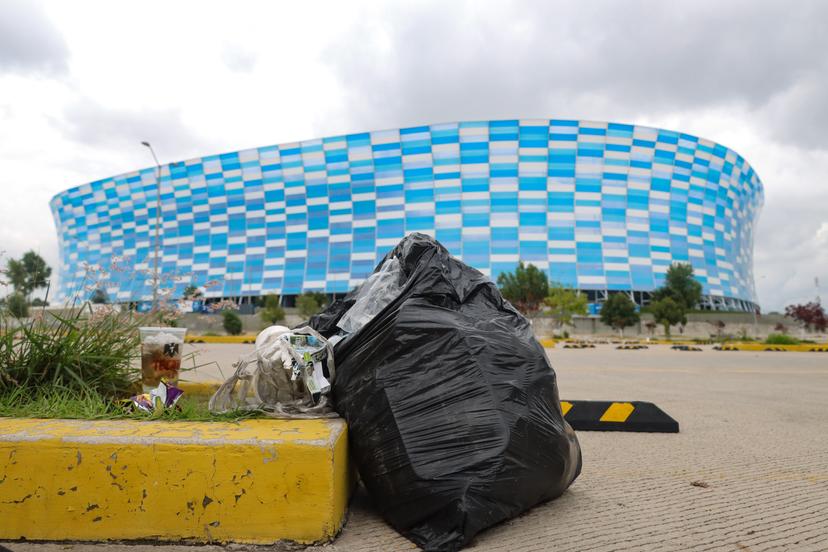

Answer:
[51,119,763,311]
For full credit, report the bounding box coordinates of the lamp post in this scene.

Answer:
[141,141,163,311]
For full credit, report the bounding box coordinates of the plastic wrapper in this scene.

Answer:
[208,325,338,418]
[308,233,582,551]
[129,379,184,414]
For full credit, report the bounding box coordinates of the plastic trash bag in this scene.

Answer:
[308,233,582,551]
[208,325,338,418]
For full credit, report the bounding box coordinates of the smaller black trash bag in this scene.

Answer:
[309,233,582,551]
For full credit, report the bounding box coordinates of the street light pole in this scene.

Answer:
[141,141,162,312]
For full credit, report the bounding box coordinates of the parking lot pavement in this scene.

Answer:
[325,345,828,552]
[5,344,828,551]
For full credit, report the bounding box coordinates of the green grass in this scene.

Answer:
[0,386,262,422]
[1,306,143,396]
[764,333,800,345]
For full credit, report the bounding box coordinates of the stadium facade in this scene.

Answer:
[50,119,764,312]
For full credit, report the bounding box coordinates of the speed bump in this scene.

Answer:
[561,400,679,433]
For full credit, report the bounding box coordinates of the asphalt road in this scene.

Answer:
[4,344,827,551]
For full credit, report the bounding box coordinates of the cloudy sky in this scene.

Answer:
[1,0,826,310]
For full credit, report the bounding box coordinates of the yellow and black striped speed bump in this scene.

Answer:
[561,400,679,433]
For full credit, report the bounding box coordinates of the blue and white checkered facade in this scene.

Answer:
[51,119,764,309]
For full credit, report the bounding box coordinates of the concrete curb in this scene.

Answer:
[0,417,350,544]
[714,343,828,352]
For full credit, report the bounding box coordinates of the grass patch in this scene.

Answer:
[1,306,142,396]
[764,333,800,345]
[0,385,262,422]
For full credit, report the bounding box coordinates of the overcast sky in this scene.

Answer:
[1,0,826,311]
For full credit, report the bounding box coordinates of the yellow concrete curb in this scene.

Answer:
[0,417,350,544]
[177,381,222,397]
[186,335,258,344]
[715,343,828,352]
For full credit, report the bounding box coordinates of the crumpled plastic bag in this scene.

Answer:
[337,256,402,334]
[208,325,338,418]
[308,233,582,551]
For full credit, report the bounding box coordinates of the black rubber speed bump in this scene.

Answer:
[561,400,679,433]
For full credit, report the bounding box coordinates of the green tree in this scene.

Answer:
[182,284,202,300]
[6,251,52,298]
[296,293,323,317]
[260,294,286,325]
[222,310,243,335]
[90,288,109,304]
[652,263,702,310]
[650,297,686,338]
[600,293,640,337]
[6,293,29,318]
[497,262,550,314]
[544,284,588,331]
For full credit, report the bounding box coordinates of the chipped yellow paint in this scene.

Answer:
[0,417,349,544]
[599,402,635,423]
[560,401,573,416]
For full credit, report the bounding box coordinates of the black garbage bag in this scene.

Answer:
[308,233,582,551]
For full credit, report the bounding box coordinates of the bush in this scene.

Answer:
[6,293,28,318]
[296,293,323,317]
[222,310,243,335]
[764,333,799,345]
[260,294,285,325]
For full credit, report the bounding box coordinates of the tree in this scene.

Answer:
[600,293,639,337]
[296,292,323,317]
[785,301,827,333]
[544,284,587,331]
[652,263,702,310]
[497,262,550,314]
[6,251,52,298]
[260,294,286,325]
[222,310,243,335]
[650,297,686,338]
[90,288,109,304]
[182,284,202,300]
[6,293,28,318]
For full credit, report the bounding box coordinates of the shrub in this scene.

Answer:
[764,333,799,345]
[6,293,28,318]
[222,310,243,335]
[260,294,286,325]
[296,293,322,317]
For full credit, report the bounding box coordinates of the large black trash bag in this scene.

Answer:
[309,233,582,551]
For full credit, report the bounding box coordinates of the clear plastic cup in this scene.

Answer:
[139,327,187,391]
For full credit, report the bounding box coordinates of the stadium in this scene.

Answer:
[50,119,764,312]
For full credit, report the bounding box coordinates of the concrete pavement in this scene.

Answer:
[4,344,827,551]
